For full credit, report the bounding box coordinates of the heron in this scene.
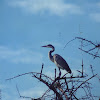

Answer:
[42,44,72,74]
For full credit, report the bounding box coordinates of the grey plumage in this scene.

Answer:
[42,44,71,74]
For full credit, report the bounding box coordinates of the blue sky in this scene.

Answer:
[0,0,100,99]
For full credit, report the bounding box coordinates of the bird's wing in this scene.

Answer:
[53,54,71,73]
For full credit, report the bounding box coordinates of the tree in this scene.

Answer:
[6,37,100,100]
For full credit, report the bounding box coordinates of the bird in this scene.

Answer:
[42,44,71,74]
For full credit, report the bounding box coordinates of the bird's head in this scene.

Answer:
[42,44,54,49]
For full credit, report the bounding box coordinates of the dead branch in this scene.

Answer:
[33,74,63,100]
[79,48,100,58]
[75,37,96,46]
[6,37,100,100]
[64,37,100,59]
[40,63,44,79]
[71,74,97,96]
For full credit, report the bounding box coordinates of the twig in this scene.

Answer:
[79,48,100,58]
[82,59,84,77]
[40,63,44,79]
[90,65,94,75]
[75,37,96,46]
[6,72,53,81]
[58,87,69,100]
[55,68,56,79]
[33,75,63,100]
[63,38,76,49]
[16,85,32,99]
[72,74,97,96]
[41,89,50,99]
[16,85,21,98]
[6,72,34,81]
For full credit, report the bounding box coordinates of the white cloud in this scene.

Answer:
[8,0,83,16]
[89,2,100,22]
[0,46,43,64]
[90,13,100,22]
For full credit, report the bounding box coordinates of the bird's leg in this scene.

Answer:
[59,68,61,77]
[57,68,61,84]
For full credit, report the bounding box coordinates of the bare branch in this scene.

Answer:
[79,48,100,58]
[6,37,100,100]
[40,63,44,79]
[75,37,96,46]
[33,75,63,100]
[72,74,97,96]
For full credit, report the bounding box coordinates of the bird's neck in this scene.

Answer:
[48,48,55,62]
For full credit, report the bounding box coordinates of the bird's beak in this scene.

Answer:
[41,45,47,47]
